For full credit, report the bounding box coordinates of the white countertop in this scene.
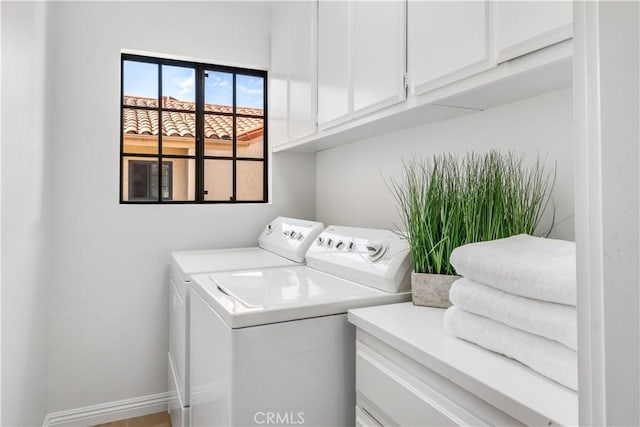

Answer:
[348,302,578,426]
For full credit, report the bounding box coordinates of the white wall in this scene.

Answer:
[46,2,315,412]
[1,1,52,425]
[316,88,574,241]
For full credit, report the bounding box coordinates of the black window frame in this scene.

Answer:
[119,53,268,204]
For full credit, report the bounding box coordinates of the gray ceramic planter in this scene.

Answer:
[411,272,460,308]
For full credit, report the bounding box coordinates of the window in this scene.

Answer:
[120,54,267,203]
[129,161,172,201]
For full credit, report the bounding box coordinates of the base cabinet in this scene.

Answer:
[350,304,577,426]
[355,331,524,426]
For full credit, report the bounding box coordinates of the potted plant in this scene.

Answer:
[388,150,553,308]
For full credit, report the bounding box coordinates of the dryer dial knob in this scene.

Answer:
[366,241,387,262]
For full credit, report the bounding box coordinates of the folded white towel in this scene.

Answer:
[450,278,577,350]
[449,234,576,305]
[444,306,577,391]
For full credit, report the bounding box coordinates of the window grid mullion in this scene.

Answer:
[203,156,263,161]
[196,66,205,202]
[157,63,163,202]
[122,105,263,121]
[232,73,237,201]
[262,72,268,202]
[119,58,125,202]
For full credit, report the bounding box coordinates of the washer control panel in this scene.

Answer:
[306,226,411,293]
[316,237,356,252]
[258,217,324,263]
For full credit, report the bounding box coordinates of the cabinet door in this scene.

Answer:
[493,1,573,63]
[318,0,351,128]
[269,3,289,146]
[288,1,317,140]
[408,1,489,96]
[352,0,405,116]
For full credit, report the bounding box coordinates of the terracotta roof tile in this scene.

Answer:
[123,96,263,140]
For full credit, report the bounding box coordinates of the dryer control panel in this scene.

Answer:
[258,217,324,263]
[306,226,411,293]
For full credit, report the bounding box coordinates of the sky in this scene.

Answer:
[123,60,264,109]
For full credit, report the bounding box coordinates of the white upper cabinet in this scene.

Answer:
[287,1,317,140]
[269,1,317,147]
[318,0,351,128]
[318,0,406,129]
[269,4,289,146]
[492,1,573,63]
[407,1,489,96]
[352,1,406,117]
[273,0,574,152]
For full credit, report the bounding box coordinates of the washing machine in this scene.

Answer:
[189,225,412,426]
[168,217,324,427]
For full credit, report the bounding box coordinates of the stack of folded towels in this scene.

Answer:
[443,234,577,391]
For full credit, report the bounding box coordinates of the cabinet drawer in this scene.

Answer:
[357,347,458,426]
[355,339,523,426]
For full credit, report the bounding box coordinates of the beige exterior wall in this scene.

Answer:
[122,135,263,201]
[237,160,263,200]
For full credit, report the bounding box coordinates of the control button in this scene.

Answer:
[326,238,335,249]
[366,241,387,262]
[317,237,324,246]
[290,232,298,239]
[296,233,304,241]
[284,230,291,236]
[347,241,354,252]
[336,241,344,249]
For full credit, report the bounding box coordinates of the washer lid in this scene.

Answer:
[213,268,376,308]
[171,247,298,282]
[191,267,410,328]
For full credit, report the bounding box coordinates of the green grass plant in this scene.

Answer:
[388,151,554,275]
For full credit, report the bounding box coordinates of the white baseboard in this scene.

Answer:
[43,392,170,427]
